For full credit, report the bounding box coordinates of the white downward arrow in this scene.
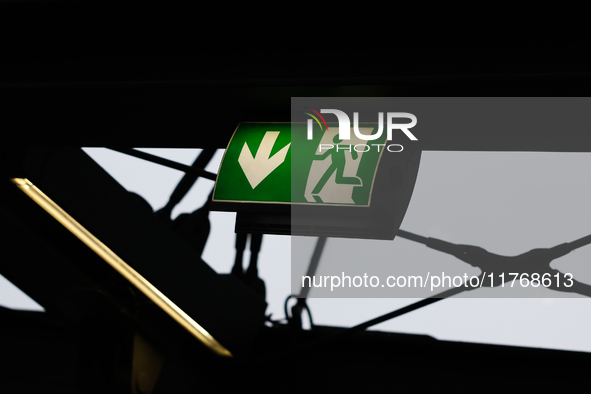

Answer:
[238,131,291,189]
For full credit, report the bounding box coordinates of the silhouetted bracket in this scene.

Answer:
[299,237,327,299]
[159,149,217,219]
[244,233,266,299]
[232,233,248,277]
[288,237,327,329]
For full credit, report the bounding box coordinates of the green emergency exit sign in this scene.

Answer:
[212,122,387,207]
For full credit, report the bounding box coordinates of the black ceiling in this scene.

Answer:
[2,3,591,148]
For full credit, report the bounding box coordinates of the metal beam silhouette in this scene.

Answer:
[397,230,591,296]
